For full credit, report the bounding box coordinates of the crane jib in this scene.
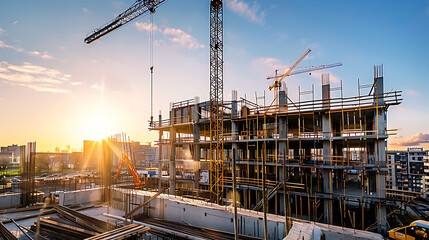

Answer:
[84,0,166,44]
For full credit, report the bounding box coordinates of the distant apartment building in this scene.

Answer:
[130,142,158,168]
[0,144,24,167]
[387,148,429,197]
[34,152,83,173]
[84,139,158,169]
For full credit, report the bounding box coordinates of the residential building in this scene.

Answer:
[387,148,429,197]
[0,144,24,167]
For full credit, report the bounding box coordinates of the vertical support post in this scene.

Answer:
[158,113,163,190]
[169,128,176,195]
[232,148,238,240]
[193,97,201,192]
[262,139,268,240]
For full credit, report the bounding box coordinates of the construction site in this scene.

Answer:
[2,0,425,240]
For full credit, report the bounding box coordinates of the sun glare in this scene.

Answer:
[83,114,114,140]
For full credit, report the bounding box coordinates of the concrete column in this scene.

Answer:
[169,127,176,195]
[192,99,201,190]
[278,115,287,217]
[279,83,287,112]
[322,112,333,224]
[158,114,163,190]
[322,170,333,224]
[375,139,387,233]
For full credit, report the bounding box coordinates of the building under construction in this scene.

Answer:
[149,65,402,234]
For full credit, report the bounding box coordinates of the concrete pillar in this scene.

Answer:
[375,140,387,233]
[279,83,287,112]
[169,127,176,195]
[278,115,287,216]
[322,74,330,110]
[192,98,201,190]
[158,114,163,190]
[323,170,333,224]
[322,112,333,224]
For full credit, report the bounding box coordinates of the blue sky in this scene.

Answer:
[0,0,428,151]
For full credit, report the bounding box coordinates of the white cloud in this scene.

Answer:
[41,52,53,60]
[135,22,158,32]
[0,61,71,93]
[225,0,265,25]
[82,8,90,13]
[309,71,341,84]
[28,51,40,56]
[71,81,82,86]
[91,83,103,90]
[252,57,289,76]
[390,133,429,147]
[0,40,24,53]
[0,27,5,34]
[135,22,204,49]
[163,27,204,49]
[406,89,418,96]
[0,40,54,59]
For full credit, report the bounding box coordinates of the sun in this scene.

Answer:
[83,114,114,140]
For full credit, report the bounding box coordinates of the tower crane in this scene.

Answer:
[84,0,225,203]
[266,62,343,80]
[267,49,310,106]
[267,49,342,106]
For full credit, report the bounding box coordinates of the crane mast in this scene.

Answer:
[209,0,224,204]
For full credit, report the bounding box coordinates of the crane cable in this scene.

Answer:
[150,13,154,126]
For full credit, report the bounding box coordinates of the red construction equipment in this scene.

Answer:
[115,153,144,187]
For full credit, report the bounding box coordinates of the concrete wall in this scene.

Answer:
[59,188,102,206]
[0,193,20,208]
[112,188,286,239]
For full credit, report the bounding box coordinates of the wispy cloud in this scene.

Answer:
[91,83,103,90]
[0,27,5,34]
[308,71,341,84]
[0,61,71,93]
[225,0,265,25]
[406,89,418,96]
[70,81,82,86]
[135,22,158,32]
[250,57,289,82]
[0,40,24,53]
[27,51,40,56]
[390,133,429,147]
[41,52,53,59]
[135,22,204,49]
[82,8,90,13]
[252,57,288,72]
[1,40,54,59]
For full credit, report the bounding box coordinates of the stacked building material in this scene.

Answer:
[33,217,98,240]
[84,224,150,240]
[54,205,115,233]
[0,222,17,240]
